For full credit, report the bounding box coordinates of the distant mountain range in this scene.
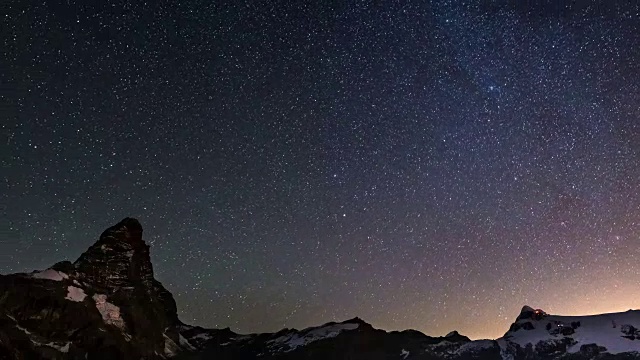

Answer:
[1,218,638,359]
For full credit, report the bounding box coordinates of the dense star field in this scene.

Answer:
[2,1,639,339]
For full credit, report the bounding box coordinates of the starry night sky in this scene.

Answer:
[3,1,639,339]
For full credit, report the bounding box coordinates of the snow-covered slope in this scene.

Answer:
[265,322,360,352]
[500,305,640,357]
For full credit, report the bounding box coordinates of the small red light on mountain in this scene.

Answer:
[532,309,547,320]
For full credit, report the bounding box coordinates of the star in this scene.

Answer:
[3,0,639,340]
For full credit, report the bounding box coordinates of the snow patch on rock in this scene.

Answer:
[164,334,180,357]
[7,316,35,338]
[15,324,32,335]
[179,334,196,351]
[32,269,69,281]
[8,316,69,352]
[46,342,70,353]
[190,332,213,341]
[65,286,87,302]
[400,348,410,359]
[93,294,126,330]
[267,323,359,352]
[455,339,495,354]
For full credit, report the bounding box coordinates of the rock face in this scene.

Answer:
[1,219,639,360]
[0,218,189,359]
[74,217,151,291]
[73,218,181,351]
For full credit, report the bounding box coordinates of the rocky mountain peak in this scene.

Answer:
[515,305,546,321]
[342,317,369,326]
[99,217,144,243]
[71,218,181,338]
[520,305,535,314]
[443,330,471,343]
[0,218,188,359]
[74,217,154,294]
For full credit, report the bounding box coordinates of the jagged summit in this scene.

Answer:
[442,330,471,343]
[520,305,535,314]
[516,305,547,321]
[0,218,186,359]
[74,217,154,293]
[341,316,370,326]
[99,217,144,242]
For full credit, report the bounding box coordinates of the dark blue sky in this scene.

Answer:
[3,1,639,338]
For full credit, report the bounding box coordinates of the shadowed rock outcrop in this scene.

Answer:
[0,218,188,359]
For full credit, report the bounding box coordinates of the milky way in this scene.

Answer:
[3,1,639,339]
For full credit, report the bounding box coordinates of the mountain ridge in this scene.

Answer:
[1,218,638,360]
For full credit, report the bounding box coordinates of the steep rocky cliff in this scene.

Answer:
[0,218,192,359]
